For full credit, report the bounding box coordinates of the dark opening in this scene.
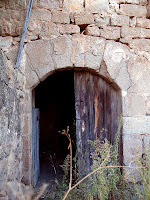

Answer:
[34,70,76,187]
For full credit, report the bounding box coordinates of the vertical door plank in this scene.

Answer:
[74,70,122,176]
[32,108,40,187]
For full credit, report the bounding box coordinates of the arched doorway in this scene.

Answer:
[32,70,75,187]
[32,69,122,187]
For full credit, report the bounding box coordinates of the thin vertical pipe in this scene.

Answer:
[15,0,33,68]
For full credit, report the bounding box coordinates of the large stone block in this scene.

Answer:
[111,14,129,27]
[85,52,101,70]
[52,10,70,24]
[128,39,150,52]
[74,12,94,25]
[120,4,147,18]
[123,117,150,134]
[123,134,142,166]
[5,46,19,67]
[39,21,57,38]
[100,26,120,40]
[54,36,67,54]
[123,133,142,182]
[104,41,130,80]
[84,25,100,37]
[71,35,105,69]
[86,36,106,56]
[63,0,84,12]
[115,63,131,91]
[0,9,26,21]
[38,0,60,9]
[25,40,55,85]
[71,34,86,67]
[121,27,150,38]
[136,18,150,28]
[58,24,80,35]
[85,36,105,70]
[0,37,12,52]
[123,94,146,117]
[30,9,51,21]
[0,19,23,37]
[53,35,72,69]
[85,0,109,13]
[6,0,26,9]
[94,14,110,27]
[127,55,150,92]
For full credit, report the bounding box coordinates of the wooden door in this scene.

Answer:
[74,71,122,176]
[32,108,40,187]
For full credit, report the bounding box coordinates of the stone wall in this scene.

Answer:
[0,0,150,198]
[0,50,27,199]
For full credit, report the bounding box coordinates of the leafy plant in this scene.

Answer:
[134,146,150,200]
[60,118,123,200]
[38,118,150,200]
[86,118,122,200]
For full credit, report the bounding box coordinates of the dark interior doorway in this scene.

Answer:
[32,69,122,190]
[34,70,76,187]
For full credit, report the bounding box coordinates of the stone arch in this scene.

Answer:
[30,68,122,186]
[24,35,131,91]
[22,35,131,185]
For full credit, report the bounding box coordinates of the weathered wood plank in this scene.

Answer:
[32,108,40,187]
[74,70,122,176]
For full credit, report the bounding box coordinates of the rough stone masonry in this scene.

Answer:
[1,0,150,199]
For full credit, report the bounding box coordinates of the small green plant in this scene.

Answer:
[84,119,122,200]
[141,148,150,200]
[134,146,150,200]
[43,119,150,200]
[58,118,123,200]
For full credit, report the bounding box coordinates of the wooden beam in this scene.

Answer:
[15,0,33,68]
